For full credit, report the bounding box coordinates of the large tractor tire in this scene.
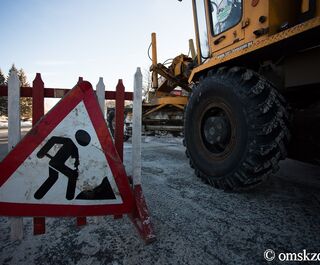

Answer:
[184,67,290,191]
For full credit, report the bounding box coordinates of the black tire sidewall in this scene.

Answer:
[185,76,249,179]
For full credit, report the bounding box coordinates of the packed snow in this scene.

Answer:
[0,135,319,265]
[0,116,32,129]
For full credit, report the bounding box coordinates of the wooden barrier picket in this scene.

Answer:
[132,68,142,186]
[96,77,106,118]
[94,77,106,224]
[129,68,155,241]
[76,77,87,228]
[32,73,45,235]
[7,70,23,240]
[115,80,125,162]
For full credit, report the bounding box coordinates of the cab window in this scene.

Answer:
[210,0,242,35]
[195,0,210,59]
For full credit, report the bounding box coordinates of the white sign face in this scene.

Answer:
[0,101,122,205]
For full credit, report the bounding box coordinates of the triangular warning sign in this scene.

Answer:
[0,81,134,216]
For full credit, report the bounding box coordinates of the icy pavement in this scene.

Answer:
[0,136,320,265]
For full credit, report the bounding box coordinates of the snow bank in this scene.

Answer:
[0,119,32,129]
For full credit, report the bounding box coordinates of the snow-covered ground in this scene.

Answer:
[0,116,32,129]
[0,135,320,265]
[0,116,7,128]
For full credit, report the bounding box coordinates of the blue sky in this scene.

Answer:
[0,0,194,92]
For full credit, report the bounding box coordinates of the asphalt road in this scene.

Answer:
[0,133,320,265]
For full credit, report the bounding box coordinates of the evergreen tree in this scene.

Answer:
[8,63,18,76]
[0,69,5,85]
[18,68,32,119]
[18,68,30,86]
[0,68,7,116]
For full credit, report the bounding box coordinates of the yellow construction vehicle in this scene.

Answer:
[108,36,191,138]
[150,0,320,190]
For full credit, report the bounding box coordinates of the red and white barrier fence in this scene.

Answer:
[0,68,155,243]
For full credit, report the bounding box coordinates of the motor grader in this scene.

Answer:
[150,0,320,190]
[107,51,189,139]
[107,84,187,139]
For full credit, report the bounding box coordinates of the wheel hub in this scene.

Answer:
[201,105,234,156]
[203,117,228,145]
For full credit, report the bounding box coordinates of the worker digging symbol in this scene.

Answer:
[34,129,116,201]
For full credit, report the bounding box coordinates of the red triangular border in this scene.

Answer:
[0,81,134,216]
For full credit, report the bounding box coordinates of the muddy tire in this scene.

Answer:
[107,110,130,142]
[184,67,290,190]
[107,110,116,137]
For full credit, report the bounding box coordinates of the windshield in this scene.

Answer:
[195,0,209,59]
[210,0,242,35]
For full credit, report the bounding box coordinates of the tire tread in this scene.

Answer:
[184,67,290,191]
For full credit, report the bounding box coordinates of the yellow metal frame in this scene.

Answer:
[148,96,188,106]
[189,16,320,83]
[151,32,158,89]
[143,96,187,117]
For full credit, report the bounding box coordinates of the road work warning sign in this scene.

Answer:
[0,81,133,216]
